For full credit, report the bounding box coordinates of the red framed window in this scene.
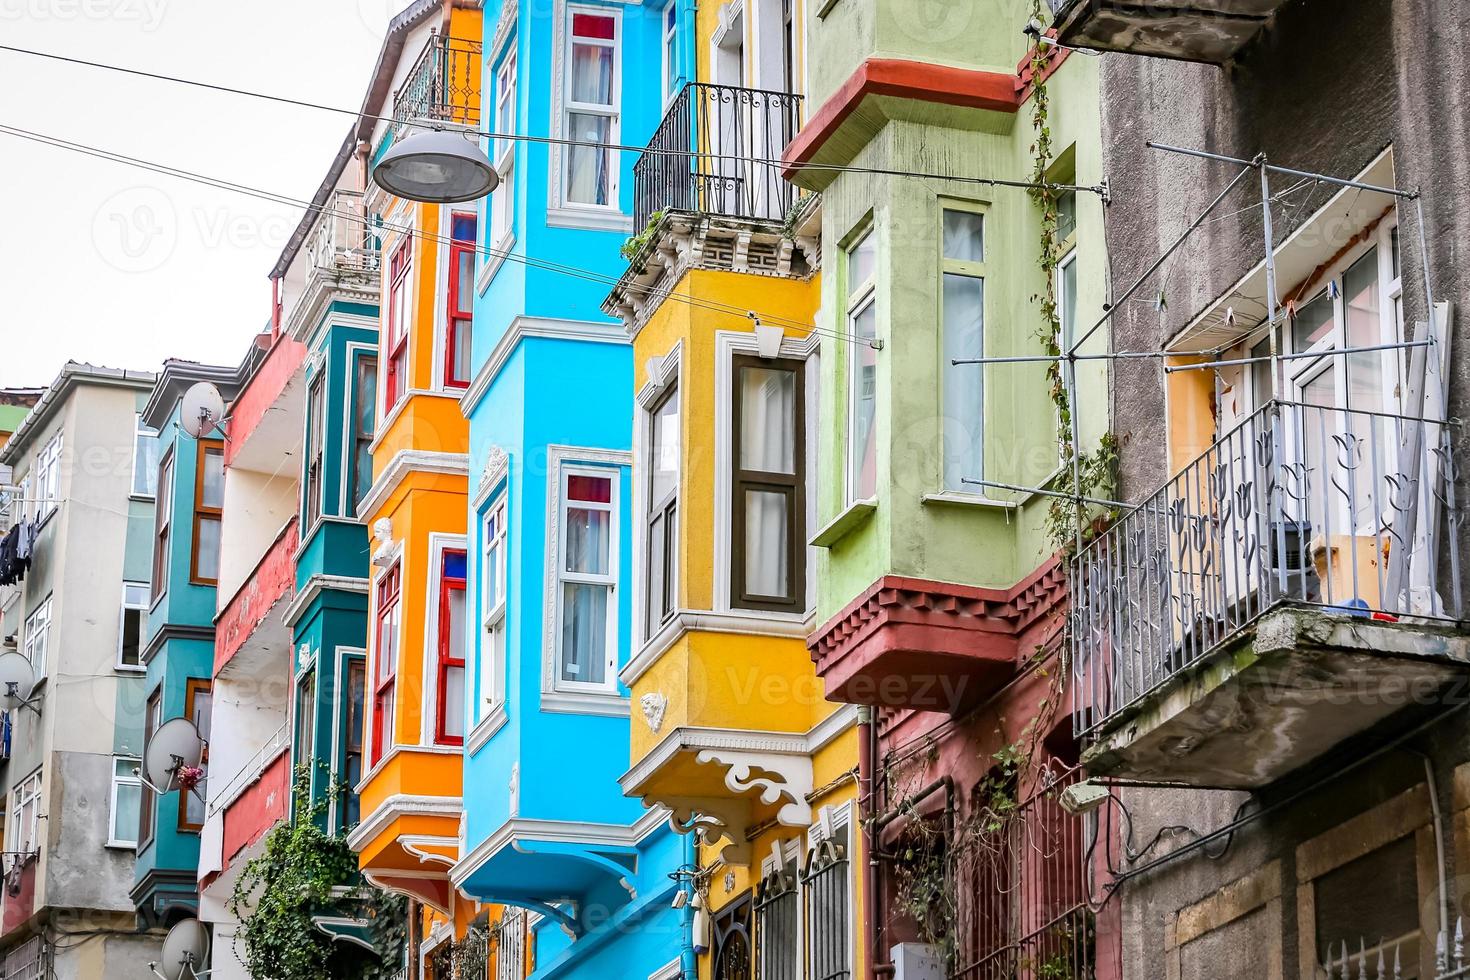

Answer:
[435,549,467,745]
[371,563,401,765]
[385,241,412,409]
[445,214,476,388]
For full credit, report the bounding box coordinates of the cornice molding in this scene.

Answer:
[355,449,470,521]
[283,574,371,628]
[346,794,464,853]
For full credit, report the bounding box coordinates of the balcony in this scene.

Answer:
[1072,400,1468,788]
[1050,0,1290,64]
[632,82,804,232]
[391,33,481,139]
[284,190,381,341]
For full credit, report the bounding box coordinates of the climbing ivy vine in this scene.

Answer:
[229,767,407,980]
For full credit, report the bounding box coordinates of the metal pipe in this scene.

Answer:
[1161,339,1432,373]
[1147,141,1416,199]
[1067,163,1257,357]
[951,350,1164,365]
[960,476,1127,509]
[1415,752,1451,949]
[859,707,879,980]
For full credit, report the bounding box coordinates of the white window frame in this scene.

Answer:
[117,581,149,672]
[421,534,469,747]
[845,228,878,506]
[557,3,623,213]
[107,757,142,849]
[553,463,620,695]
[34,432,62,521]
[495,50,518,171]
[479,499,508,726]
[23,596,51,683]
[131,415,158,499]
[1055,246,1079,465]
[939,205,987,494]
[10,768,41,855]
[544,449,628,704]
[660,0,679,106]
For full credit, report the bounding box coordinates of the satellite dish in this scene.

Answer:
[0,652,36,710]
[180,382,226,439]
[143,718,205,790]
[158,918,210,980]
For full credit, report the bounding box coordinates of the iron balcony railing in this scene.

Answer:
[305,189,381,281]
[633,82,804,233]
[392,33,481,138]
[1073,399,1464,737]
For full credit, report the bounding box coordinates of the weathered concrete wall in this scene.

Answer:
[1098,1,1470,976]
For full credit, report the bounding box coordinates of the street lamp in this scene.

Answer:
[372,129,499,204]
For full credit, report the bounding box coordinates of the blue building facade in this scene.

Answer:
[450,1,694,974]
[133,359,240,923]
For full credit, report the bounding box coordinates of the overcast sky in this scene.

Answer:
[0,0,400,386]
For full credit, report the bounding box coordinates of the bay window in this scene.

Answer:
[385,241,411,409]
[372,563,401,764]
[180,678,211,831]
[645,386,679,635]
[108,757,141,849]
[445,214,476,388]
[132,415,158,498]
[563,9,619,208]
[118,582,148,670]
[555,466,618,694]
[480,501,507,720]
[846,230,877,502]
[304,374,325,527]
[940,208,985,492]
[191,441,224,585]
[351,354,378,512]
[151,449,173,600]
[435,549,467,744]
[732,356,804,611]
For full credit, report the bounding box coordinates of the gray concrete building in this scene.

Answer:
[1048,0,1470,977]
[0,363,164,979]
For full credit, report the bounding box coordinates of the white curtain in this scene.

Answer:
[567,43,613,205]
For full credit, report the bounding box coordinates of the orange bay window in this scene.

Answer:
[445,213,476,388]
[372,563,402,764]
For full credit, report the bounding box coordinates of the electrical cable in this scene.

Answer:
[0,120,867,346]
[0,41,1106,196]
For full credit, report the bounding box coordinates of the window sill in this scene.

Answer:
[104,841,137,851]
[920,491,1018,511]
[467,702,509,757]
[128,493,156,503]
[476,233,515,297]
[810,498,877,549]
[114,664,147,674]
[540,690,630,718]
[546,206,633,234]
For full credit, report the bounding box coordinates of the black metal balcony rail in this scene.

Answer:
[952,765,1094,980]
[1072,399,1465,738]
[632,82,804,233]
[392,33,482,138]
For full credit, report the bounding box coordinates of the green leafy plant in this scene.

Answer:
[620,210,666,261]
[229,767,406,980]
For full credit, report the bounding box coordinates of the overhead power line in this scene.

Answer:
[0,42,1106,196]
[0,120,867,346]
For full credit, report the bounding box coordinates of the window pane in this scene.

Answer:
[744,490,789,598]
[566,507,611,575]
[196,517,221,580]
[1292,292,1334,350]
[849,304,878,500]
[739,367,796,475]
[568,474,612,503]
[848,232,875,296]
[650,390,680,502]
[942,273,985,491]
[1057,191,1078,242]
[201,449,224,509]
[1060,253,1078,350]
[448,585,466,662]
[124,583,149,606]
[133,425,159,496]
[566,114,612,205]
[572,12,615,40]
[1344,248,1385,413]
[456,250,475,315]
[121,607,142,667]
[114,779,141,845]
[452,214,477,242]
[560,584,608,684]
[443,664,465,738]
[570,43,614,104]
[943,210,984,263]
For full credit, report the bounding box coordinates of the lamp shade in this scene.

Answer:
[372,130,499,204]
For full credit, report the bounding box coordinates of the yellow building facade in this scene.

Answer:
[605,0,864,971]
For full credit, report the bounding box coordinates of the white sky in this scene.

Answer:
[0,0,402,386]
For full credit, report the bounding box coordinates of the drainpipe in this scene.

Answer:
[407,898,421,980]
[680,833,698,980]
[857,706,882,980]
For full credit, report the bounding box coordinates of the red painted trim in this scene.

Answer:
[782,58,1021,179]
[434,550,467,746]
